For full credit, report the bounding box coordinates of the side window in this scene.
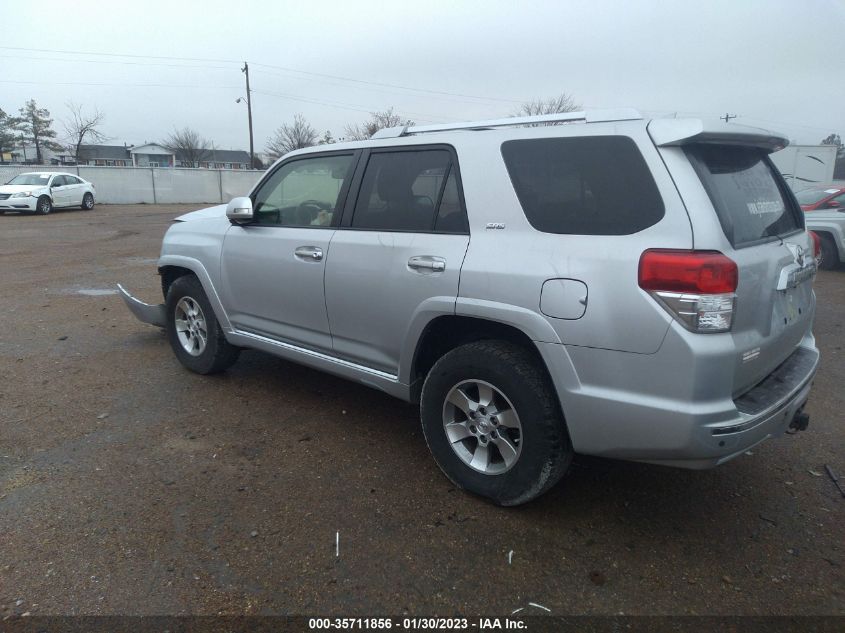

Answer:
[501,136,665,235]
[51,175,66,187]
[252,154,354,227]
[433,169,468,233]
[66,176,81,185]
[351,150,452,231]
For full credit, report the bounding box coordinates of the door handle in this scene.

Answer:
[295,246,323,261]
[408,256,446,272]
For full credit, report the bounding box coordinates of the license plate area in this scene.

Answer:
[771,281,812,331]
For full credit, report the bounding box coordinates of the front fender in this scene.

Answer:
[157,255,233,333]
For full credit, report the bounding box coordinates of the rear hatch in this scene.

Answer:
[649,120,816,396]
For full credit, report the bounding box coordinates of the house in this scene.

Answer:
[130,144,175,167]
[78,144,134,167]
[73,144,252,169]
[180,149,252,170]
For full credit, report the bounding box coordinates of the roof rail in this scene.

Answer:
[369,108,642,139]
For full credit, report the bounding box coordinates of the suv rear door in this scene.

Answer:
[651,126,815,396]
[324,146,470,375]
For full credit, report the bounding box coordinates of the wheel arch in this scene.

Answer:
[407,314,577,408]
[158,256,233,333]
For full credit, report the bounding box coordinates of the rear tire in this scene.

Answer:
[420,340,572,506]
[817,233,839,271]
[165,275,240,374]
[81,192,94,210]
[36,196,52,215]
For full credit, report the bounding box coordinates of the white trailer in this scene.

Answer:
[769,144,838,190]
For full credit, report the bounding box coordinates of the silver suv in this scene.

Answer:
[120,109,820,505]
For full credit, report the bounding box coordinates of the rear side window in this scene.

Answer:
[501,136,664,235]
[686,145,802,247]
[352,150,461,232]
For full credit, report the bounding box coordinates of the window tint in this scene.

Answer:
[51,175,67,187]
[501,136,664,235]
[687,145,801,247]
[434,170,468,233]
[252,154,354,227]
[66,176,81,185]
[352,150,452,231]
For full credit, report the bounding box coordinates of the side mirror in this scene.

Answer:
[226,196,253,224]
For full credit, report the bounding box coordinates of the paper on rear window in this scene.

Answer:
[686,145,802,247]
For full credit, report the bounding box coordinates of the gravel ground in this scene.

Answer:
[0,204,843,617]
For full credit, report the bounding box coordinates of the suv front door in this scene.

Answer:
[324,147,470,375]
[218,152,357,353]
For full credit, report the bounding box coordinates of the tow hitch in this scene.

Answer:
[787,408,810,434]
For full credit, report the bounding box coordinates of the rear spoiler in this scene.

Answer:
[647,118,788,153]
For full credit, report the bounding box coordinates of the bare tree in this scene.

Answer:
[514,93,581,120]
[266,114,318,158]
[344,108,412,141]
[63,102,108,163]
[18,99,63,163]
[163,127,210,167]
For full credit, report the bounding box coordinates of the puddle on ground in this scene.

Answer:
[74,288,118,296]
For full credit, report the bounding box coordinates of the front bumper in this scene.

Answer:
[0,196,37,211]
[117,284,166,327]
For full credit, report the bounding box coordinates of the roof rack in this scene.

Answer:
[370,108,642,139]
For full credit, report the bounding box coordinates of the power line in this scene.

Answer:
[251,88,447,122]
[0,45,239,64]
[0,44,523,106]
[0,79,240,89]
[251,62,523,105]
[1,53,234,71]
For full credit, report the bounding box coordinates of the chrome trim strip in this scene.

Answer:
[234,329,399,382]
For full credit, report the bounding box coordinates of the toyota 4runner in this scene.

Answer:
[120,108,820,505]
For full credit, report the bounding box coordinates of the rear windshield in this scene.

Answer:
[687,145,802,247]
[501,136,665,235]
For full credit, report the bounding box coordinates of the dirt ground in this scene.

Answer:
[0,204,843,617]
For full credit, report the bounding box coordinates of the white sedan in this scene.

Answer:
[0,172,96,215]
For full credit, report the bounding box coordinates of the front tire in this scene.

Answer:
[420,340,572,506]
[81,192,94,210]
[36,196,52,215]
[165,275,240,374]
[817,233,839,271]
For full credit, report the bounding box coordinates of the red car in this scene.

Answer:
[795,184,845,211]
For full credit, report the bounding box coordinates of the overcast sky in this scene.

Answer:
[2,0,843,153]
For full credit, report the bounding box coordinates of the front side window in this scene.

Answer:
[351,150,454,231]
[252,154,354,227]
[687,144,801,247]
[501,136,665,235]
[51,175,67,187]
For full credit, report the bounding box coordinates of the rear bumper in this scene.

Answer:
[542,337,819,469]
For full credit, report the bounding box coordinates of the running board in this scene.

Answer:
[117,284,166,328]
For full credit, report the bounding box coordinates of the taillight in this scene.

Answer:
[639,249,738,333]
[809,231,821,261]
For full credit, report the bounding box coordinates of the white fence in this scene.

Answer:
[0,165,264,205]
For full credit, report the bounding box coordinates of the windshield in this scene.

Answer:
[687,145,802,247]
[6,174,52,186]
[795,188,838,205]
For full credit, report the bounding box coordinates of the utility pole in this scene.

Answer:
[241,62,255,169]
[721,113,737,123]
